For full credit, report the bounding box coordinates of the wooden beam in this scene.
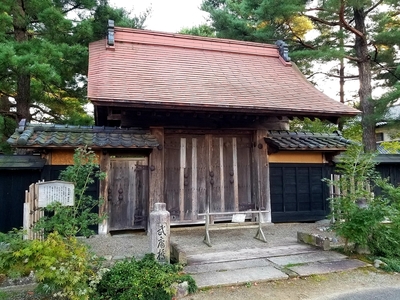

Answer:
[149,127,164,212]
[219,137,225,212]
[232,137,239,212]
[205,134,212,220]
[98,152,110,235]
[253,129,271,223]
[179,138,186,221]
[191,138,198,221]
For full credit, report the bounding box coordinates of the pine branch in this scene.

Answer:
[303,14,341,27]
[307,72,359,80]
[365,0,384,16]
[339,1,364,38]
[287,23,315,49]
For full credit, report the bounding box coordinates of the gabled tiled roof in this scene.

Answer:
[7,123,159,149]
[88,28,359,119]
[265,131,351,151]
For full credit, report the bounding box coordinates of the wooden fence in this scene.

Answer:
[328,174,372,223]
[23,181,44,240]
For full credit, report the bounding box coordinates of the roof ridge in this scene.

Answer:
[268,130,343,138]
[25,123,147,133]
[116,27,278,49]
[114,27,287,61]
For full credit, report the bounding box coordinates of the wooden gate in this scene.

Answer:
[164,134,252,224]
[108,157,149,231]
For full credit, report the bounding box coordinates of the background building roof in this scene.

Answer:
[88,28,359,120]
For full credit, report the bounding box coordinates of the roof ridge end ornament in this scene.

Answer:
[18,119,26,133]
[275,40,291,62]
[107,20,115,46]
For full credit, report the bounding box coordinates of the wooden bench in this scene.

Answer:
[198,210,270,247]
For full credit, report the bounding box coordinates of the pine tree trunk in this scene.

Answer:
[354,8,375,151]
[15,74,31,121]
[13,0,31,122]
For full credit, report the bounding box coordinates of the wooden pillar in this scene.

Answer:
[205,134,212,218]
[191,138,198,221]
[149,127,165,212]
[98,151,110,235]
[253,129,271,223]
[179,138,186,221]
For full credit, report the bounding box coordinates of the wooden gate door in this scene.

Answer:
[108,157,149,231]
[164,134,252,224]
[208,135,252,220]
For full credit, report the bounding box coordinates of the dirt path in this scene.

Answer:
[184,268,400,300]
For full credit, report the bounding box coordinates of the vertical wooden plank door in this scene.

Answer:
[108,158,149,231]
[164,135,207,223]
[209,135,252,221]
[164,134,252,224]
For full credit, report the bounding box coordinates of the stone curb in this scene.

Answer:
[297,231,331,250]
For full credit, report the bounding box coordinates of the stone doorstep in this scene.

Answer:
[171,241,187,264]
[185,244,318,265]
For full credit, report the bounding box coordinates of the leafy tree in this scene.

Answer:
[0,0,150,125]
[202,0,400,151]
[289,117,338,133]
[180,24,216,37]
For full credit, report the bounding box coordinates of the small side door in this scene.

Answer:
[108,157,149,231]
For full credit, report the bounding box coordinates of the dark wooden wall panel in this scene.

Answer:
[270,163,331,222]
[0,170,41,232]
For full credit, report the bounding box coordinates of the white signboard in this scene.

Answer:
[37,181,74,207]
[231,213,246,223]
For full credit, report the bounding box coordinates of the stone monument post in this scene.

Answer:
[149,203,170,263]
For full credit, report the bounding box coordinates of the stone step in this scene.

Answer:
[185,258,272,274]
[183,243,370,289]
[267,251,348,266]
[186,243,318,265]
[287,259,370,276]
[189,265,289,288]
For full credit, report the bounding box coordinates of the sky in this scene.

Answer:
[110,0,209,33]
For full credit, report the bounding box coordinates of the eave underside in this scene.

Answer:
[93,102,356,128]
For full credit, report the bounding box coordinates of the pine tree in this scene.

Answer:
[202,0,400,151]
[0,0,150,124]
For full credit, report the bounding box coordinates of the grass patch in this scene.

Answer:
[308,274,327,282]
[284,263,306,268]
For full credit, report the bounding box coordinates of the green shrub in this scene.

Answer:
[326,144,400,260]
[1,231,105,300]
[94,254,197,300]
[0,229,32,278]
[378,256,400,272]
[35,146,106,238]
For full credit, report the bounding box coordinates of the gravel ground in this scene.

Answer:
[81,220,343,259]
[184,269,400,300]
